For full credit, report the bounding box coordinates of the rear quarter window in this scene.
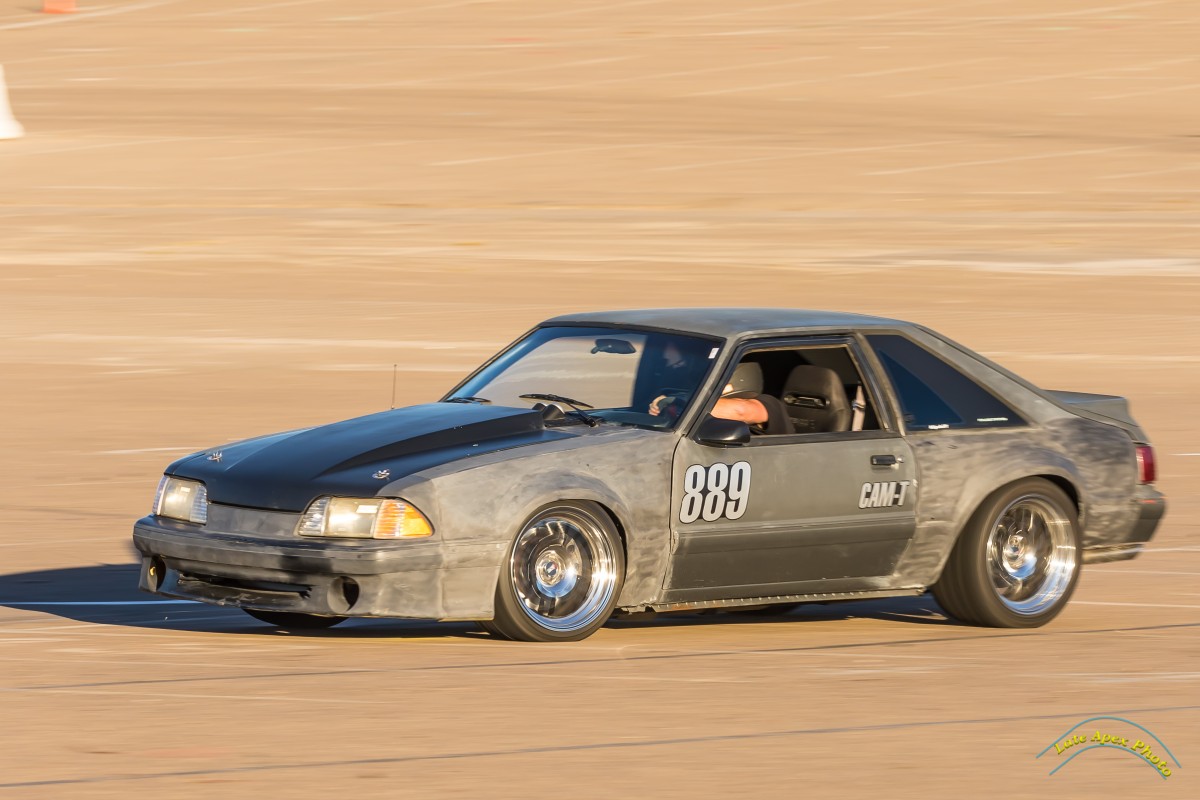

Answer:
[867,334,1024,431]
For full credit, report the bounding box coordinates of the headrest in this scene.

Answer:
[723,361,763,399]
[783,365,840,406]
[782,365,851,433]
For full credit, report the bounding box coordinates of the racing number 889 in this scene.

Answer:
[679,461,752,524]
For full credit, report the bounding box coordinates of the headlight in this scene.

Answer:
[296,496,433,539]
[153,476,208,524]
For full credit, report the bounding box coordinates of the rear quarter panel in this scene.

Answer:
[882,328,1142,587]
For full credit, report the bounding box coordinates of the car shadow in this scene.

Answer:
[609,595,956,631]
[0,563,960,640]
[0,563,486,640]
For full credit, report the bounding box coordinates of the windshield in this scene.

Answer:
[447,326,720,430]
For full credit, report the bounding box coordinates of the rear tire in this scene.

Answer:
[243,609,347,630]
[933,478,1080,628]
[488,501,624,642]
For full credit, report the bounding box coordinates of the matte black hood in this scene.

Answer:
[169,403,571,512]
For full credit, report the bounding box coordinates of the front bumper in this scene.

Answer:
[132,516,501,620]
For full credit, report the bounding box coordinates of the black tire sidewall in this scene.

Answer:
[491,501,625,642]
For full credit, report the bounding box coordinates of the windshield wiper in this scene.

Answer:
[444,396,491,404]
[519,393,602,427]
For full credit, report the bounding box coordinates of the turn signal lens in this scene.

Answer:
[372,499,434,539]
[1136,445,1156,484]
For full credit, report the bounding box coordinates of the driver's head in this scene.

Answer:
[722,361,763,399]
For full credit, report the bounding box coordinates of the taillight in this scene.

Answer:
[1136,444,1156,484]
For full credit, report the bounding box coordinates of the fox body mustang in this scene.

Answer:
[133,309,1166,641]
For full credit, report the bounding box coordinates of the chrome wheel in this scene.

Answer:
[509,507,619,634]
[934,479,1081,628]
[986,494,1077,616]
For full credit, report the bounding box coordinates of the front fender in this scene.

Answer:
[395,430,676,616]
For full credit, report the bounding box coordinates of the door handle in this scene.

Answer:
[870,454,901,467]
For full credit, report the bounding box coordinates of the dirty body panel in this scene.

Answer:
[132,309,1167,626]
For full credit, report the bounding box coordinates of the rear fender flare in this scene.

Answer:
[934,451,1084,578]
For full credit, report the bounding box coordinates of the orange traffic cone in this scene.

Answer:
[43,0,76,13]
[0,66,25,140]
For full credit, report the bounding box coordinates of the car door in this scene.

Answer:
[662,337,918,602]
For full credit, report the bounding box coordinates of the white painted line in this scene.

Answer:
[893,55,1194,98]
[1102,163,1200,180]
[515,670,748,685]
[45,478,151,486]
[209,139,421,162]
[1035,671,1200,682]
[685,78,824,97]
[374,55,636,91]
[953,0,1174,25]
[1173,453,1200,457]
[985,351,1200,363]
[520,0,674,20]
[1098,81,1200,100]
[350,0,503,20]
[0,135,241,159]
[845,56,998,79]
[188,0,336,17]
[0,601,198,607]
[867,145,1142,176]
[1089,569,1200,576]
[0,538,120,547]
[27,333,498,350]
[1,686,387,705]
[525,55,825,93]
[653,139,959,173]
[0,0,187,30]
[653,0,831,22]
[1074,601,1200,610]
[432,141,649,167]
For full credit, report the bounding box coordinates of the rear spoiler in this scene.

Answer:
[1046,390,1148,441]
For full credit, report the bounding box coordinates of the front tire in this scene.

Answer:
[487,501,625,642]
[934,478,1080,628]
[243,609,347,630]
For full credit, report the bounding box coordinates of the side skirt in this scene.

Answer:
[643,586,925,613]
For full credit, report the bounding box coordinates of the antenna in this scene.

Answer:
[390,364,397,409]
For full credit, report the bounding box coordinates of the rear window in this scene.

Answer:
[867,335,1023,430]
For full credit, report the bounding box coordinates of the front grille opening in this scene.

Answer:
[182,571,312,599]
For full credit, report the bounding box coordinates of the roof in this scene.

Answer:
[543,308,910,340]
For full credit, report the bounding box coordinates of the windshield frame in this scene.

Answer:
[442,322,726,431]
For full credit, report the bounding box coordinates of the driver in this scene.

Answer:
[651,361,792,435]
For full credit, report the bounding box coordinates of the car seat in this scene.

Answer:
[781,365,851,433]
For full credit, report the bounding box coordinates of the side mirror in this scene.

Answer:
[695,416,751,446]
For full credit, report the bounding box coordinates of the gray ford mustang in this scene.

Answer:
[132,309,1166,641]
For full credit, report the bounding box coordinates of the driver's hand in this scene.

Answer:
[649,394,683,420]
